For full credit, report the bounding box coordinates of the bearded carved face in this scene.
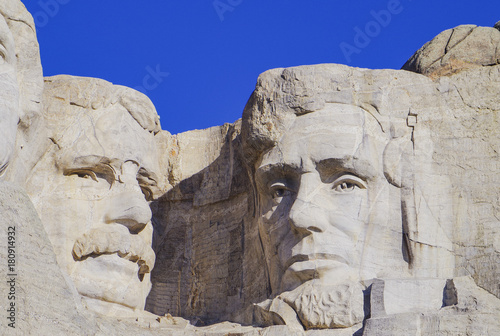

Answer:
[255,104,409,296]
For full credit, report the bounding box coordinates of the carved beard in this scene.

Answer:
[280,280,365,329]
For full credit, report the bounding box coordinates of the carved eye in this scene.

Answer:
[269,182,293,203]
[64,166,116,188]
[332,175,366,193]
[65,169,98,182]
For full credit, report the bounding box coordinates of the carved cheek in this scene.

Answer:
[324,192,367,240]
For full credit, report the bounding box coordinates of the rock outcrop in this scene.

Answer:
[402,24,500,78]
[1,2,499,334]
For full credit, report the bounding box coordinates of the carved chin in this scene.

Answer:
[70,255,150,310]
[281,280,365,329]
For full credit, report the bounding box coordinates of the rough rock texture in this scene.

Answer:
[146,122,268,323]
[427,63,500,300]
[1,2,499,334]
[402,24,500,78]
[0,0,44,185]
[402,23,500,302]
[0,182,98,335]
[364,276,500,336]
[146,59,500,335]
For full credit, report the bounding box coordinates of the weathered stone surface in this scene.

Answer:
[401,24,500,303]
[369,278,447,316]
[402,24,500,78]
[0,0,43,182]
[0,182,99,335]
[148,60,499,335]
[236,64,448,332]
[428,65,500,300]
[364,276,500,336]
[1,3,499,334]
[146,121,263,323]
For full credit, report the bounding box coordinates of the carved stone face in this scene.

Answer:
[0,13,19,176]
[256,104,408,295]
[29,103,159,313]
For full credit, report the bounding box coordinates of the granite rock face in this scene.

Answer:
[0,0,43,182]
[402,24,500,78]
[0,182,100,335]
[0,2,499,334]
[403,24,500,303]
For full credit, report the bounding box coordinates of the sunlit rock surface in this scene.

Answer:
[0,2,499,334]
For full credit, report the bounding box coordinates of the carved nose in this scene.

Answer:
[289,198,325,234]
[289,173,325,234]
[104,191,152,233]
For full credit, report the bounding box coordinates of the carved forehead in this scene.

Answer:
[258,104,387,174]
[251,64,436,116]
[43,75,161,134]
[280,103,380,137]
[42,76,161,174]
[242,64,440,163]
[54,106,158,173]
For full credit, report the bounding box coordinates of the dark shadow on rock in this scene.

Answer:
[145,126,269,326]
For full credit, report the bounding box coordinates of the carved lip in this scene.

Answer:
[73,243,154,276]
[284,253,348,271]
[72,228,155,276]
[73,243,153,276]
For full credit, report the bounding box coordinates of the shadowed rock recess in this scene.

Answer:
[0,2,499,335]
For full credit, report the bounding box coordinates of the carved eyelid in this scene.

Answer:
[269,181,294,192]
[331,174,367,190]
[270,181,286,188]
[268,182,295,203]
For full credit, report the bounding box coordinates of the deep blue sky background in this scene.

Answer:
[23,0,500,134]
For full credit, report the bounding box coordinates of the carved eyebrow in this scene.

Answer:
[61,155,117,182]
[59,155,117,176]
[255,163,302,186]
[315,157,378,182]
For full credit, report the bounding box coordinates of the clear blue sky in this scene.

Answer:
[23,0,500,134]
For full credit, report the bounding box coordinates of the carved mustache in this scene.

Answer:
[72,225,155,275]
